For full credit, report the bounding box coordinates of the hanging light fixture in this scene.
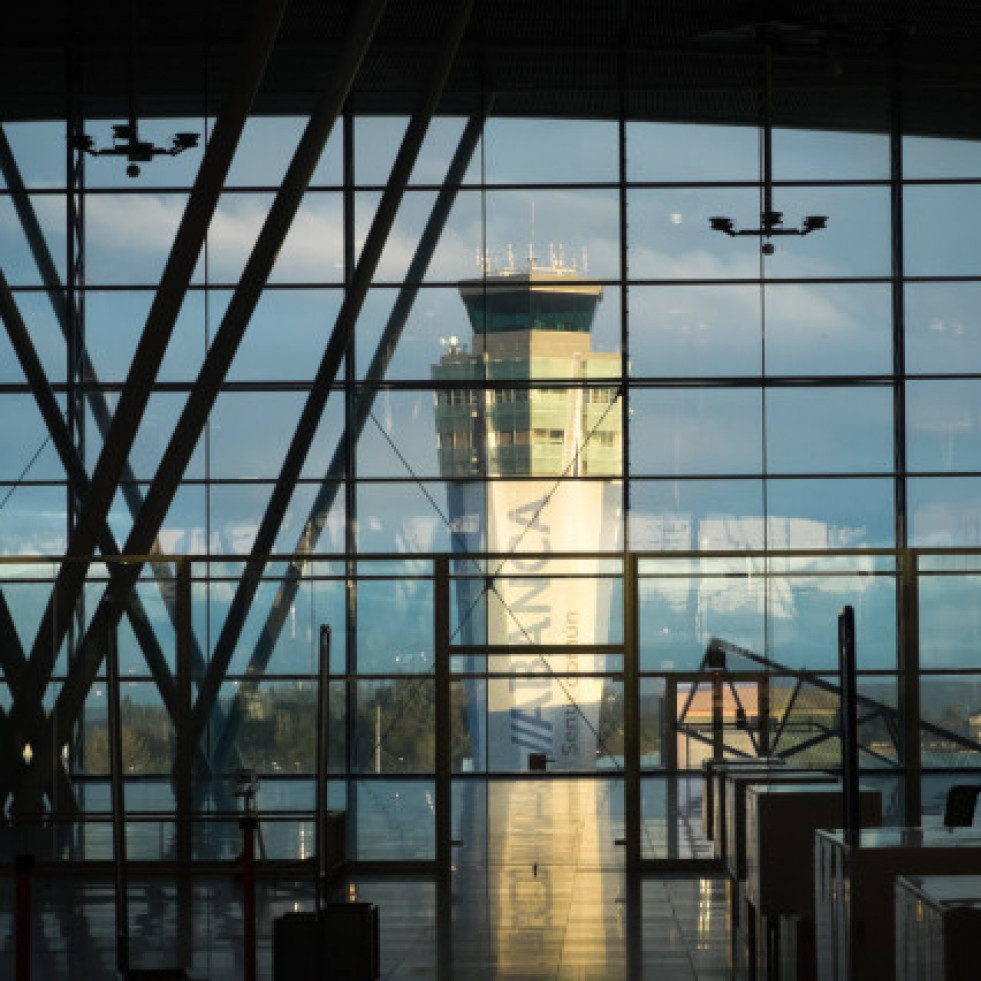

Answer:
[709,41,827,254]
[70,0,199,177]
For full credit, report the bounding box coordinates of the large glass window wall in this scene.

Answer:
[4,80,981,867]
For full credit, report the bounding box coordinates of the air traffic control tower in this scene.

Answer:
[432,249,623,773]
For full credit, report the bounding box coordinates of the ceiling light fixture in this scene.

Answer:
[708,41,827,254]
[70,0,199,178]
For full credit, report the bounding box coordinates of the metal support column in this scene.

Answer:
[623,553,641,873]
[174,560,193,867]
[316,624,331,889]
[900,550,921,825]
[106,598,130,977]
[435,557,452,877]
[342,107,359,861]
[838,605,860,839]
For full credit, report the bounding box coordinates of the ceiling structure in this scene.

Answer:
[0,1,979,137]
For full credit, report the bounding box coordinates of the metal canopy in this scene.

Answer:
[1,1,981,138]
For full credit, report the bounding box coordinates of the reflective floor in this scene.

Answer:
[0,868,729,979]
[0,777,730,977]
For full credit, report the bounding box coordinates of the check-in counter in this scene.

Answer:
[747,784,881,919]
[733,783,880,980]
[815,828,981,981]
[894,874,981,981]
[724,771,836,881]
[701,756,786,842]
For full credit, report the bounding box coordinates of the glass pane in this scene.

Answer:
[119,681,174,775]
[1,121,67,187]
[627,122,758,182]
[219,576,344,676]
[905,282,981,375]
[640,774,713,861]
[919,575,981,669]
[904,135,981,179]
[765,478,896,549]
[629,479,764,552]
[766,572,898,672]
[451,679,483,773]
[765,387,893,474]
[225,116,343,187]
[909,477,981,547]
[271,191,344,283]
[772,127,889,180]
[84,288,208,384]
[639,559,766,670]
[764,283,892,376]
[355,117,409,185]
[630,389,763,476]
[0,484,68,554]
[485,117,618,184]
[353,777,435,860]
[484,188,620,280]
[640,676,665,766]
[357,388,442,479]
[771,674,899,769]
[206,481,345,555]
[483,569,622,647]
[0,393,65,481]
[760,186,891,279]
[85,192,186,285]
[0,194,67,287]
[905,185,981,276]
[908,380,981,473]
[628,187,763,280]
[213,680,318,773]
[356,578,434,673]
[629,284,761,378]
[408,115,482,186]
[920,675,981,767]
[228,288,344,383]
[359,188,482,285]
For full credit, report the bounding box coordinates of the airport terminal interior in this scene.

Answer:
[5,0,981,977]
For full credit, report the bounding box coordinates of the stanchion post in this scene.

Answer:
[15,852,33,981]
[838,604,860,841]
[241,815,257,981]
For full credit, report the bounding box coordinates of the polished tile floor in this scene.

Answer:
[0,868,730,979]
[0,777,730,977]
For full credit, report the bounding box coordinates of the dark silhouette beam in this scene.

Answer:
[188,0,475,760]
[12,0,389,807]
[211,105,486,770]
[0,127,220,769]
[0,0,289,808]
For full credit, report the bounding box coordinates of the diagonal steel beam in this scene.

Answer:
[0,584,75,808]
[190,0,474,761]
[0,588,26,689]
[0,0,289,807]
[0,124,196,628]
[12,0,390,805]
[0,128,221,760]
[210,106,486,770]
[0,271,214,801]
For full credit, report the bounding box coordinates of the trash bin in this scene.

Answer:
[273,912,321,981]
[323,902,379,980]
[273,903,379,981]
